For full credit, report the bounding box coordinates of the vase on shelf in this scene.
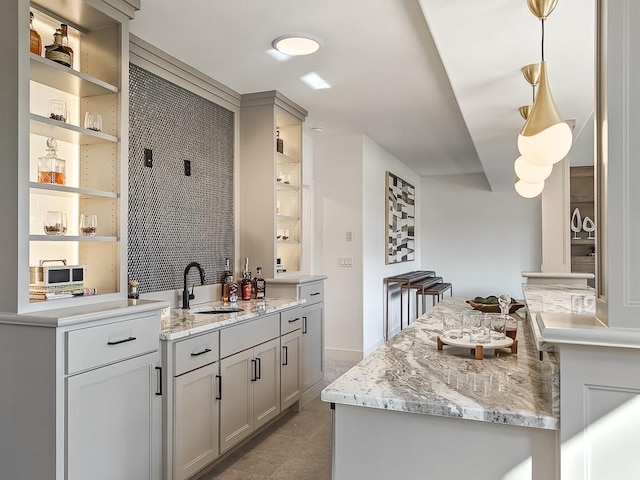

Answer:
[582,216,595,239]
[571,208,582,239]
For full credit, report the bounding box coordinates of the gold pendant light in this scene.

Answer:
[519,105,532,121]
[517,61,572,166]
[517,0,572,167]
[527,0,559,20]
[521,63,541,86]
[514,155,552,183]
[515,176,545,198]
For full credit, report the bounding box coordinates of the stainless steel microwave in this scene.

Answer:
[29,260,85,287]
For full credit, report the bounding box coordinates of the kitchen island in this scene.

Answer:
[322,298,559,480]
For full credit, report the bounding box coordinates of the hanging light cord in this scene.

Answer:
[541,18,545,61]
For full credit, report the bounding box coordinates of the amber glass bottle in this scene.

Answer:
[29,12,42,55]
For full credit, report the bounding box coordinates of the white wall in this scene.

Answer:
[420,174,541,301]
[314,134,364,360]
[362,136,421,354]
[314,134,422,360]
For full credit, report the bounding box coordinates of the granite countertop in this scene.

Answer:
[321,297,559,430]
[160,298,304,340]
[521,283,596,352]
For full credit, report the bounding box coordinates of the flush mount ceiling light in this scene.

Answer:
[515,177,545,198]
[517,0,572,167]
[272,35,321,56]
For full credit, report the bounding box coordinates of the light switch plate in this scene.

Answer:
[339,256,354,267]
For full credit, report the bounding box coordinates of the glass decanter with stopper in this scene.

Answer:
[37,137,66,185]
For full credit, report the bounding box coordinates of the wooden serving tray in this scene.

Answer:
[466,299,525,314]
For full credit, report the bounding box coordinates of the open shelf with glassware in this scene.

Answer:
[240,91,307,279]
[22,2,127,310]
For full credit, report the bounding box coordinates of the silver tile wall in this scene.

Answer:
[128,64,234,293]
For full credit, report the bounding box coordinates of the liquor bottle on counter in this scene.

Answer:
[241,257,252,300]
[221,258,232,302]
[30,12,42,55]
[253,267,266,300]
[276,129,284,154]
[228,277,238,303]
[45,27,72,68]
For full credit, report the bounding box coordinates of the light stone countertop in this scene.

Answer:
[160,298,304,340]
[321,297,559,430]
[521,283,596,352]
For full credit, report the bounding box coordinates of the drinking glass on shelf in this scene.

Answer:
[282,229,290,241]
[276,228,283,240]
[79,214,97,236]
[61,213,67,235]
[48,100,67,123]
[84,112,102,132]
[43,211,63,235]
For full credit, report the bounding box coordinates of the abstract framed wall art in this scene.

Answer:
[385,171,415,264]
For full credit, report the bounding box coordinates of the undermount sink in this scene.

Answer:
[192,307,244,314]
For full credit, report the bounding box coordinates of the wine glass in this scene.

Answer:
[80,214,97,236]
[84,112,102,132]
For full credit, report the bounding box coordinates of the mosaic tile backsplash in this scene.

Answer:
[128,64,234,293]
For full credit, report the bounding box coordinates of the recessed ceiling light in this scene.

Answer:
[301,72,331,90]
[272,35,321,56]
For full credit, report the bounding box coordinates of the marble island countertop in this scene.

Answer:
[322,298,559,430]
[521,283,597,352]
[161,297,304,340]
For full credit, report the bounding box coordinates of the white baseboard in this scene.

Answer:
[364,337,385,357]
[298,380,325,409]
[325,348,363,363]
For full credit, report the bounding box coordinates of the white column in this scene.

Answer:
[540,158,571,273]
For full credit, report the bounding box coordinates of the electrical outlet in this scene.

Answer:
[184,160,191,176]
[144,148,153,168]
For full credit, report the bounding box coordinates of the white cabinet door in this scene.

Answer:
[281,328,302,410]
[253,338,281,429]
[173,362,220,480]
[66,352,161,480]
[219,348,254,453]
[301,303,324,391]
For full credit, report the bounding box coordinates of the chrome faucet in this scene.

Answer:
[183,262,205,310]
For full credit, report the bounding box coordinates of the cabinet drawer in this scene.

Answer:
[66,314,160,374]
[280,307,303,335]
[173,330,220,376]
[300,282,324,305]
[220,314,279,359]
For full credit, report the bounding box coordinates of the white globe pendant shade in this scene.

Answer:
[517,62,572,166]
[514,156,553,184]
[515,177,545,198]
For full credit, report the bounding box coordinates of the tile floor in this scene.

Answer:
[196,359,357,480]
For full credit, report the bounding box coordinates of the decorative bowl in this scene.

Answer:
[466,299,525,314]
